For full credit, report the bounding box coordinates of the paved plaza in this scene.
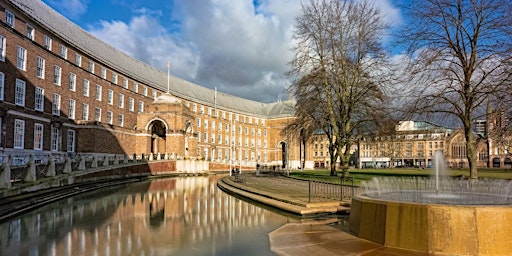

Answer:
[219,173,428,256]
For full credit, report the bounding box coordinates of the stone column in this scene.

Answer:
[45,155,56,177]
[0,160,11,189]
[63,156,72,174]
[23,154,37,182]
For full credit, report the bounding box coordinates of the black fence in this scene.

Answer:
[307,176,360,202]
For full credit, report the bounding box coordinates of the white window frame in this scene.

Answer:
[143,87,148,97]
[34,87,44,112]
[82,103,89,121]
[52,93,61,116]
[107,89,113,105]
[36,56,45,79]
[95,107,101,122]
[44,35,52,51]
[0,35,5,61]
[118,94,124,108]
[51,125,60,151]
[133,82,138,93]
[83,79,90,97]
[129,97,134,112]
[100,66,106,79]
[106,111,113,125]
[69,72,76,91]
[0,72,4,101]
[88,60,94,73]
[26,24,34,40]
[67,130,75,153]
[118,114,124,127]
[60,45,67,59]
[75,53,81,67]
[152,90,157,99]
[14,119,24,149]
[68,99,76,120]
[5,10,14,28]
[96,84,102,101]
[138,101,144,112]
[112,73,118,84]
[34,123,43,150]
[15,79,25,106]
[123,78,128,88]
[53,65,61,85]
[17,46,26,70]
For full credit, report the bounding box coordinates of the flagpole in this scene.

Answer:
[167,60,170,93]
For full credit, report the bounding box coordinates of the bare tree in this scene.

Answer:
[400,0,512,178]
[289,0,389,176]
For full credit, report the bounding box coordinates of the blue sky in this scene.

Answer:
[42,0,404,103]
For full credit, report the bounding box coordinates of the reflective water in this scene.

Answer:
[0,176,290,256]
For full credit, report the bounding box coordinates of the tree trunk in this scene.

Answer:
[465,130,478,179]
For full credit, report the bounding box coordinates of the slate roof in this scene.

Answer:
[8,0,295,118]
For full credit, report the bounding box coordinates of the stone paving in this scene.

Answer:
[219,172,428,256]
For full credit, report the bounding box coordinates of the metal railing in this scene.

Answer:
[307,176,361,202]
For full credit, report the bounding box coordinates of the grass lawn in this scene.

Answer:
[289,167,512,185]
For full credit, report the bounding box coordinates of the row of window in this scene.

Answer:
[190,103,266,126]
[196,118,268,136]
[197,147,267,162]
[13,118,75,152]
[4,8,158,100]
[7,73,145,123]
[197,132,268,148]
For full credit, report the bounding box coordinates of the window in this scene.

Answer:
[200,106,205,114]
[34,123,43,150]
[0,35,5,61]
[106,111,113,124]
[143,87,148,97]
[67,130,75,152]
[15,79,25,106]
[5,10,14,28]
[36,56,45,78]
[123,78,128,89]
[68,99,76,119]
[17,46,26,70]
[107,89,113,105]
[212,121,215,130]
[83,79,90,97]
[118,94,124,108]
[14,119,24,149]
[34,87,44,112]
[53,66,61,85]
[88,60,94,73]
[138,101,144,112]
[60,45,67,59]
[74,53,81,67]
[128,98,134,112]
[94,107,101,122]
[118,114,124,127]
[0,72,4,100]
[69,73,76,91]
[44,35,52,50]
[152,90,157,99]
[51,125,60,151]
[52,93,61,116]
[197,118,201,127]
[96,84,102,101]
[26,24,34,40]
[82,103,89,121]
[133,82,138,93]
[112,73,118,84]
[100,66,106,79]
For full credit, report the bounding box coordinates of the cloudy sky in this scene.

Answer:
[42,0,404,103]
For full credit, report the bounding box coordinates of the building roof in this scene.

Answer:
[8,0,295,118]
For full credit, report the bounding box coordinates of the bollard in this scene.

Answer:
[46,155,56,177]
[102,155,109,166]
[78,155,86,171]
[113,155,119,165]
[124,155,129,164]
[91,155,99,168]
[0,161,11,189]
[149,153,154,161]
[24,154,37,182]
[63,156,72,174]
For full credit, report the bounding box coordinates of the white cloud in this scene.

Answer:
[47,0,88,20]
[85,0,402,103]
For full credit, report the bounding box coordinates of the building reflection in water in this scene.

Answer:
[0,176,289,256]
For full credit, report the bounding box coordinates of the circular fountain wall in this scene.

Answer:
[349,177,512,255]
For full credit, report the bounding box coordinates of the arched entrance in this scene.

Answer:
[280,142,287,169]
[149,120,167,155]
[492,157,501,168]
[505,157,512,168]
